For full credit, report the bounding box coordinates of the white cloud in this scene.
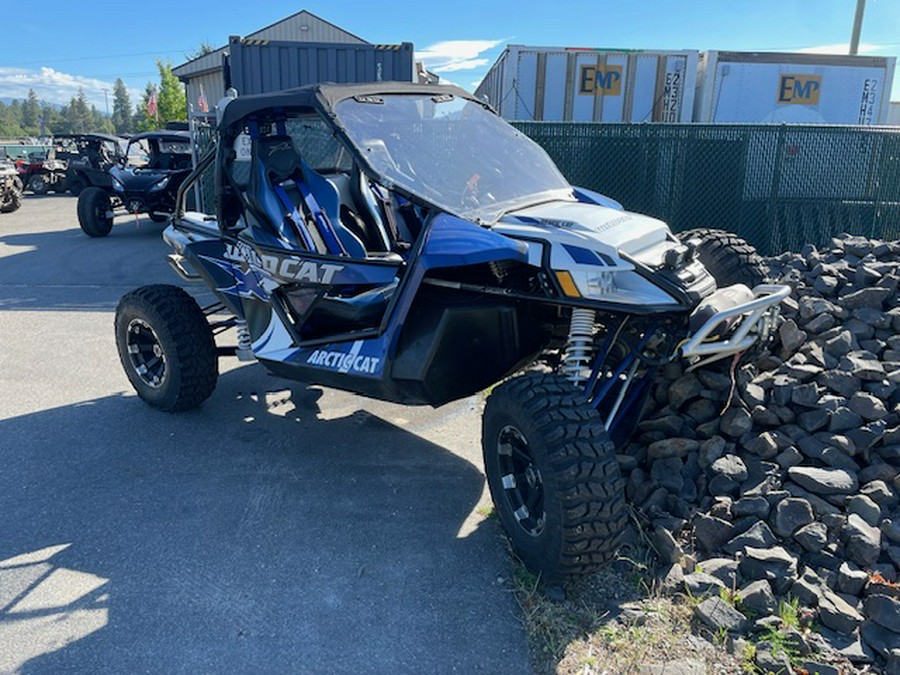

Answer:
[416,39,504,74]
[0,67,142,111]
[796,43,883,55]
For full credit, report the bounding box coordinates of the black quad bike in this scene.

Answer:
[55,133,126,196]
[114,83,787,581]
[77,130,193,237]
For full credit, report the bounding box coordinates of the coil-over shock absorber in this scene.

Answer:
[561,308,596,385]
[235,320,254,362]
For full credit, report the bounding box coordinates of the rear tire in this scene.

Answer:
[115,285,218,412]
[28,174,50,195]
[482,373,627,581]
[77,187,114,237]
[149,213,169,223]
[679,228,768,288]
[52,177,68,193]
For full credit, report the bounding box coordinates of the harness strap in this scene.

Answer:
[292,175,347,256]
[273,183,316,251]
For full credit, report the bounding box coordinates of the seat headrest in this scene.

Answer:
[252,135,301,184]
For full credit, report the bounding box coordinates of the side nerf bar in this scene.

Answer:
[679,284,791,363]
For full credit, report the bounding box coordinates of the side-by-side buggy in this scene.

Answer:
[115,83,788,580]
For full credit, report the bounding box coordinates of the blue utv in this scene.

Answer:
[115,82,788,580]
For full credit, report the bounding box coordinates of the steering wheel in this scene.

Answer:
[461,167,503,210]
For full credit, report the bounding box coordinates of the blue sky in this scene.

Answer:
[2,0,899,110]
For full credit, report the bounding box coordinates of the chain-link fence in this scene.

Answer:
[513,122,900,255]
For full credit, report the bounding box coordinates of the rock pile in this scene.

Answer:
[624,234,900,672]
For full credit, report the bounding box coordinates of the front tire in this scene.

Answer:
[115,285,218,412]
[77,187,113,237]
[679,228,768,288]
[482,373,627,581]
[28,174,50,195]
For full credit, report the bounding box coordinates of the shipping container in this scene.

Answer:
[694,51,896,125]
[475,45,698,122]
[225,37,414,96]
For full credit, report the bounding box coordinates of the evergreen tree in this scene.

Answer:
[90,105,114,134]
[0,101,26,137]
[111,78,133,134]
[22,90,40,136]
[66,90,92,133]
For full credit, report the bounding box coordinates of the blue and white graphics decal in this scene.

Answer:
[303,340,384,377]
[223,242,345,285]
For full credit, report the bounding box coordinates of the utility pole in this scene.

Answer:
[850,0,866,55]
[103,88,109,115]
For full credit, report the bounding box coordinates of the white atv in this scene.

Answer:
[114,83,789,580]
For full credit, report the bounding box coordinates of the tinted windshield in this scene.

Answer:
[335,94,573,222]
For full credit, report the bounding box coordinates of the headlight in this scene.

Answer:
[555,269,617,298]
[111,176,124,191]
[149,176,169,192]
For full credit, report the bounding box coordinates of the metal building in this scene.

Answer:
[173,10,376,113]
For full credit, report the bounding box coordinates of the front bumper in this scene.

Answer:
[679,284,790,368]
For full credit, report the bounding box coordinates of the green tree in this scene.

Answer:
[156,59,186,126]
[111,78,133,134]
[0,101,26,137]
[21,89,40,136]
[133,83,156,132]
[90,105,114,134]
[66,89,92,133]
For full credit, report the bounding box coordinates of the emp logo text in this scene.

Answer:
[777,74,822,104]
[578,65,623,96]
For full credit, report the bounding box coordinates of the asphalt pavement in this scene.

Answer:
[0,196,531,674]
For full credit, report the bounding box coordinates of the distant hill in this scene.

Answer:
[0,97,64,110]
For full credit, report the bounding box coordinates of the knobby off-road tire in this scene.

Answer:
[482,373,627,581]
[28,174,50,195]
[0,188,22,213]
[115,285,218,412]
[77,187,113,237]
[679,227,768,289]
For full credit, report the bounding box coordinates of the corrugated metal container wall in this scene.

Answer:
[185,70,227,115]
[226,38,414,95]
[475,45,698,122]
[694,51,896,125]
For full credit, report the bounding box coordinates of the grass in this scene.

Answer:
[503,542,746,674]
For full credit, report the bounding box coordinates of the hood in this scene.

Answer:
[110,166,178,190]
[498,201,674,265]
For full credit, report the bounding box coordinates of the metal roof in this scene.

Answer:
[173,10,368,79]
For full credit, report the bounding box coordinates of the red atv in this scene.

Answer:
[15,149,68,195]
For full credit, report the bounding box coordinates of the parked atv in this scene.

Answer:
[0,155,22,213]
[77,130,193,237]
[16,149,67,195]
[54,133,125,196]
[114,83,787,581]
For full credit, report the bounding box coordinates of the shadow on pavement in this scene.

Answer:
[0,365,527,674]
[0,213,177,313]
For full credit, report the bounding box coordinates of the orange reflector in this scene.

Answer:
[555,271,581,297]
